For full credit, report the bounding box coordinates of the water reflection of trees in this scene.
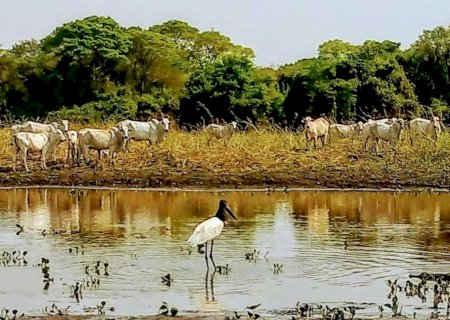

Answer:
[0,189,450,250]
[289,191,450,250]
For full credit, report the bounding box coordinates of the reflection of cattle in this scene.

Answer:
[78,127,128,162]
[304,117,330,150]
[363,119,404,152]
[409,117,441,145]
[13,129,66,171]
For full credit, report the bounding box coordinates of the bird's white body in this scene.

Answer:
[187,217,224,247]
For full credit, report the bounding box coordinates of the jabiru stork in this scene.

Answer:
[187,199,237,271]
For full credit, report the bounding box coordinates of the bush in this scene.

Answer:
[49,95,137,123]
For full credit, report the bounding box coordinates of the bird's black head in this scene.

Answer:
[216,199,238,221]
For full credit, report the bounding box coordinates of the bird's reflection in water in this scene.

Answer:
[205,270,215,302]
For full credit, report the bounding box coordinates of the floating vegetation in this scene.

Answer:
[0,308,25,320]
[38,258,53,291]
[384,295,401,317]
[63,282,83,302]
[0,251,28,267]
[84,275,101,290]
[161,273,173,287]
[85,261,109,276]
[82,301,115,315]
[215,264,231,275]
[158,302,178,316]
[15,224,24,236]
[245,249,260,262]
[68,245,85,255]
[273,263,283,274]
[246,303,261,319]
[381,272,450,315]
[321,305,345,320]
[41,303,70,316]
[246,309,260,319]
[224,311,243,320]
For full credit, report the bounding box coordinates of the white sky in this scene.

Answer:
[1,0,449,66]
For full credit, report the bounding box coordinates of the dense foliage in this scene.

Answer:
[1,16,450,125]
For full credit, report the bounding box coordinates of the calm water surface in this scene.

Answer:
[0,189,449,317]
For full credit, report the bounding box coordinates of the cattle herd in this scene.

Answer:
[7,115,443,171]
[307,116,442,152]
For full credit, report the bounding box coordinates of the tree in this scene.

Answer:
[404,25,450,108]
[124,28,184,94]
[179,55,279,126]
[41,16,132,107]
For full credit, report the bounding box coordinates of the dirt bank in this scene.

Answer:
[0,163,448,190]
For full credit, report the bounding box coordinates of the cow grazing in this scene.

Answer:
[205,121,238,145]
[304,117,330,150]
[409,117,441,145]
[12,129,66,172]
[364,118,405,153]
[78,127,128,163]
[65,130,79,165]
[116,119,167,151]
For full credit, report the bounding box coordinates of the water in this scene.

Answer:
[0,189,449,317]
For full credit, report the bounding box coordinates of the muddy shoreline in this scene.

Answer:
[0,166,449,191]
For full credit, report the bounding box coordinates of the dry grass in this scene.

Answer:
[0,125,449,188]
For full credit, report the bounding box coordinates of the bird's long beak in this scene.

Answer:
[225,205,238,220]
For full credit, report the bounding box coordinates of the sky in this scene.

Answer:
[1,0,449,66]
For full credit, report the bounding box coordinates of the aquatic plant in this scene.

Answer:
[161,273,173,286]
[158,302,178,317]
[0,308,24,320]
[41,304,70,316]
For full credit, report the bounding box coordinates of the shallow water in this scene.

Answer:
[0,189,449,317]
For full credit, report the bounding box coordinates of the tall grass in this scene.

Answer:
[1,125,449,188]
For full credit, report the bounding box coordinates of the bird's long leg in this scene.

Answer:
[204,242,209,272]
[210,240,216,271]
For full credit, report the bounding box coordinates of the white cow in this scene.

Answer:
[12,129,66,172]
[65,130,79,165]
[364,118,405,152]
[330,122,363,142]
[304,117,330,150]
[361,118,397,151]
[205,121,237,145]
[78,127,128,163]
[409,117,441,145]
[116,119,168,151]
[11,120,69,161]
[12,120,69,134]
[151,117,171,132]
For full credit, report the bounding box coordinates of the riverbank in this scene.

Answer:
[1,129,449,189]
